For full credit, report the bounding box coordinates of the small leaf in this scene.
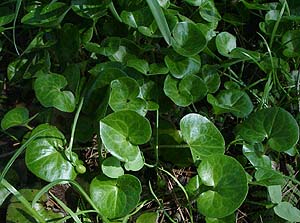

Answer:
[268,185,282,204]
[7,58,28,81]
[164,74,207,107]
[238,107,299,152]
[207,89,253,118]
[197,155,248,218]
[136,212,158,223]
[34,73,76,112]
[90,174,142,219]
[242,143,271,169]
[0,7,15,26]
[25,124,77,182]
[180,113,225,161]
[109,77,147,116]
[254,168,284,186]
[127,58,150,74]
[216,32,236,57]
[102,157,124,178]
[164,53,201,79]
[1,107,29,130]
[199,0,221,24]
[274,202,300,222]
[205,214,236,223]
[282,30,300,57]
[100,111,151,164]
[124,150,144,171]
[172,22,207,56]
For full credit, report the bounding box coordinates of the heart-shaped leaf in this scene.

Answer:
[180,113,225,161]
[34,73,76,112]
[25,124,77,182]
[237,107,299,152]
[207,89,253,118]
[21,2,69,27]
[90,174,142,219]
[164,53,201,79]
[101,157,124,178]
[109,77,147,116]
[282,30,300,57]
[100,111,151,165]
[216,32,236,57]
[197,154,248,218]
[164,74,207,107]
[172,22,207,56]
[1,107,30,130]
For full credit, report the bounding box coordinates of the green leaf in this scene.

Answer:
[34,73,76,112]
[197,155,248,218]
[268,185,282,204]
[7,58,28,81]
[180,113,225,161]
[25,124,77,182]
[90,174,142,219]
[205,214,235,223]
[237,107,299,152]
[127,58,150,74]
[215,32,236,57]
[136,212,158,223]
[207,89,253,118]
[21,2,69,27]
[146,0,172,45]
[242,143,271,169]
[100,111,151,164]
[164,53,201,79]
[201,65,220,93]
[254,168,284,186]
[148,63,169,75]
[199,0,221,24]
[1,107,29,130]
[185,175,201,197]
[163,74,207,107]
[71,0,111,21]
[274,202,300,222]
[0,7,15,26]
[172,22,207,56]
[101,157,124,178]
[109,77,147,116]
[282,30,300,57]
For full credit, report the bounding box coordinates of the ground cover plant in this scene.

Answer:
[1,0,300,222]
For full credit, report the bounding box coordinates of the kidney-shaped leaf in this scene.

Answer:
[34,73,76,112]
[180,113,225,161]
[216,32,236,57]
[172,22,207,57]
[207,89,253,118]
[164,74,207,107]
[109,77,147,116]
[90,174,142,219]
[100,111,151,164]
[25,124,77,182]
[237,107,299,152]
[197,154,248,218]
[1,107,29,130]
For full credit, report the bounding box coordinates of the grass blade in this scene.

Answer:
[146,0,172,45]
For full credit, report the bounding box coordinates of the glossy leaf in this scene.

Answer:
[274,202,300,222]
[109,77,147,116]
[216,32,236,57]
[282,30,300,57]
[21,2,69,27]
[254,168,284,186]
[207,89,253,118]
[199,0,221,23]
[100,111,151,164]
[242,143,271,169]
[90,174,142,219]
[164,74,207,107]
[1,107,29,130]
[197,155,248,218]
[238,107,299,152]
[124,150,144,171]
[136,212,158,223]
[25,124,77,182]
[180,113,225,161]
[164,53,201,79]
[102,157,124,178]
[34,73,76,112]
[127,58,150,74]
[201,65,220,93]
[172,22,207,56]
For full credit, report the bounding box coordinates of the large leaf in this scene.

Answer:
[163,74,207,107]
[109,77,147,116]
[25,124,77,182]
[34,73,76,112]
[215,32,236,57]
[1,107,29,130]
[100,111,151,165]
[172,22,207,56]
[90,174,142,219]
[237,107,299,152]
[180,113,225,161]
[164,53,201,79]
[197,155,248,218]
[207,89,253,118]
[274,202,300,222]
[21,2,69,27]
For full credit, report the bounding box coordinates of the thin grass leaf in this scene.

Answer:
[146,0,172,45]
